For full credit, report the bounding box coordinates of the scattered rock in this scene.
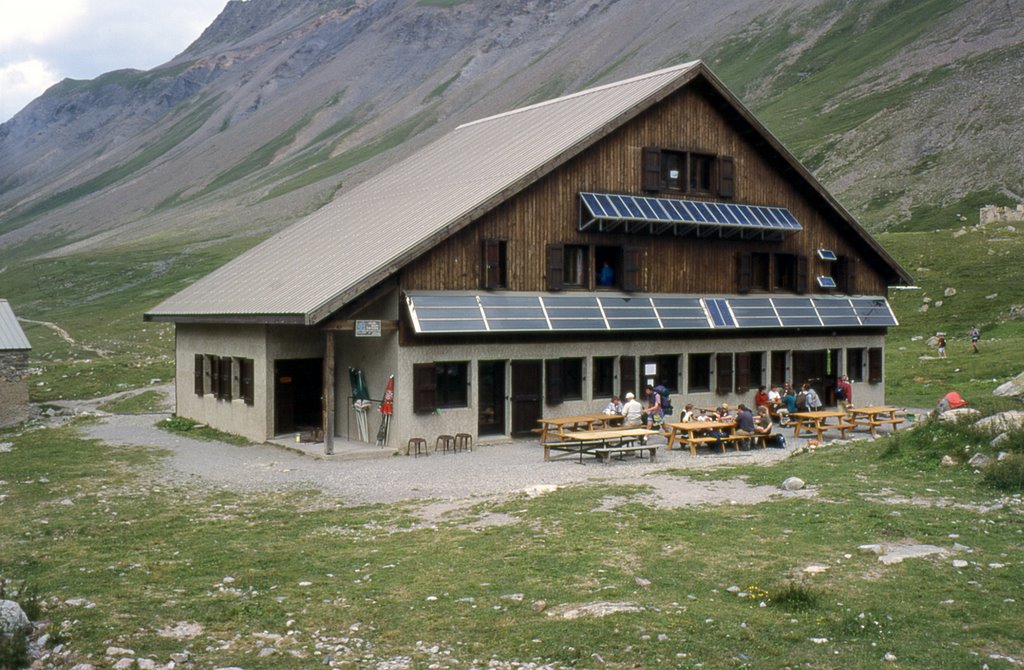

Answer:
[992,433,1011,448]
[803,564,829,574]
[0,600,30,635]
[876,544,949,565]
[941,455,958,466]
[934,300,943,308]
[781,477,805,491]
[157,621,204,639]
[967,453,993,469]
[884,651,897,662]
[634,577,651,589]
[106,647,135,657]
[136,659,157,670]
[937,408,981,423]
[112,658,135,670]
[0,442,12,453]
[523,484,559,497]
[986,293,998,300]
[952,560,969,568]
[546,601,643,619]
[975,410,1024,432]
[944,287,957,297]
[531,600,546,613]
[918,304,930,313]
[858,544,883,555]
[997,450,1010,461]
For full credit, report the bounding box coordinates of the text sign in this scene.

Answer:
[355,320,381,337]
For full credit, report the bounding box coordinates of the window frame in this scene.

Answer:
[687,353,712,393]
[481,238,508,290]
[592,356,616,399]
[846,348,865,383]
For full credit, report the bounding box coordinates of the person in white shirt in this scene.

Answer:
[621,392,644,428]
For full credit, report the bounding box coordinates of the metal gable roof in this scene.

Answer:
[0,300,31,351]
[146,62,702,324]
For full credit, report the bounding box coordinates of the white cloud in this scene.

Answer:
[0,59,60,121]
[0,0,226,122]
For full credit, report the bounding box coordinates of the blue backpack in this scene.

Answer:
[654,385,673,415]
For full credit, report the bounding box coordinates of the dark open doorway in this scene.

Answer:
[478,360,506,436]
[274,358,323,435]
[510,360,542,437]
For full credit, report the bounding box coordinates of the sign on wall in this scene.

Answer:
[355,320,382,337]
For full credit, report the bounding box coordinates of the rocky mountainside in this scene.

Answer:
[1,0,1022,266]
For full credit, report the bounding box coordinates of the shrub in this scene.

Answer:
[983,453,1024,492]
[0,632,30,669]
[770,583,820,611]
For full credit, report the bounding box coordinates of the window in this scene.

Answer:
[481,239,508,290]
[662,150,686,191]
[835,255,857,294]
[239,358,255,406]
[413,362,469,413]
[563,245,588,288]
[546,358,583,405]
[594,246,623,289]
[592,357,616,398]
[868,348,883,384]
[846,348,865,383]
[687,353,712,393]
[642,355,679,392]
[773,254,798,292]
[735,351,763,394]
[770,350,788,387]
[690,153,715,193]
[752,253,770,291]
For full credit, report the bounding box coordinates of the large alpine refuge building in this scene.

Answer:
[146,61,910,447]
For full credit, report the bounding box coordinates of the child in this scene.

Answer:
[937,334,946,358]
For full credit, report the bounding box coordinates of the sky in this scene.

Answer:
[0,0,229,122]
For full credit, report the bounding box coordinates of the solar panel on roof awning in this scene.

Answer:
[579,192,802,239]
[405,292,896,335]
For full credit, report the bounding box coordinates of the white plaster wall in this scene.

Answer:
[386,332,887,448]
[175,324,269,441]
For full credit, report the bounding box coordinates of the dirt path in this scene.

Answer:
[17,317,111,356]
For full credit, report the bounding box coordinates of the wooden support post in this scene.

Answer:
[323,331,335,455]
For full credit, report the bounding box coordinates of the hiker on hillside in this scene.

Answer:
[937,334,947,358]
[969,326,980,353]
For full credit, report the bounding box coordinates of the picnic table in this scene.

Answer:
[664,420,738,456]
[545,428,657,463]
[847,406,905,437]
[790,410,856,441]
[537,413,622,445]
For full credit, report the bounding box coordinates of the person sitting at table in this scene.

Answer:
[621,392,644,428]
[679,403,696,422]
[767,384,782,407]
[802,383,823,411]
[753,385,769,411]
[695,408,713,422]
[755,405,774,436]
[735,403,756,448]
[715,402,732,420]
[602,395,623,415]
[783,386,798,418]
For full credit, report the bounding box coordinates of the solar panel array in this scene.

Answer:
[579,192,802,234]
[407,292,897,334]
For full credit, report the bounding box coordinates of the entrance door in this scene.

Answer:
[619,356,636,397]
[274,358,323,435]
[510,360,542,437]
[791,350,827,398]
[478,360,506,436]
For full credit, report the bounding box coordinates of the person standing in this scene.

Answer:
[937,334,947,358]
[836,374,853,414]
[643,384,664,430]
[969,326,980,353]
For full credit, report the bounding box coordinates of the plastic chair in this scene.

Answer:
[455,433,473,452]
[435,435,456,454]
[407,437,427,457]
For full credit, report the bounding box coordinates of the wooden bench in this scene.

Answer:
[545,436,639,462]
[592,444,658,464]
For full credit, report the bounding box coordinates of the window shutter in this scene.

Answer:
[796,255,809,295]
[619,356,636,398]
[642,147,662,192]
[545,359,564,405]
[735,352,751,393]
[622,246,642,292]
[482,239,501,290]
[718,156,735,197]
[868,347,883,384]
[219,357,233,401]
[715,353,733,395]
[546,244,564,291]
[209,356,220,398]
[241,359,254,406]
[736,252,752,294]
[194,354,204,396]
[838,256,857,294]
[413,363,437,414]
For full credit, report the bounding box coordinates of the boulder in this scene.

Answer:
[781,477,805,491]
[975,410,1024,433]
[0,600,30,635]
[937,408,980,423]
[993,372,1024,398]
[967,453,993,468]
[940,455,958,466]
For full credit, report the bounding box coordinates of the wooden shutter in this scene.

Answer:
[735,352,751,393]
[715,353,733,395]
[837,256,857,294]
[546,244,564,291]
[642,147,662,192]
[194,354,204,396]
[482,239,502,290]
[545,359,564,405]
[413,363,436,414]
[796,255,809,295]
[718,156,735,197]
[218,357,232,401]
[736,252,752,294]
[209,356,220,398]
[619,356,636,398]
[241,358,254,406]
[622,246,642,292]
[868,347,883,384]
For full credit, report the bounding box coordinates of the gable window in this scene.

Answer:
[592,356,616,398]
[413,362,469,413]
[482,239,508,290]
[690,153,715,193]
[563,245,588,288]
[687,353,712,393]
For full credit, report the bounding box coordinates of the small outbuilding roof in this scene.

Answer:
[146,60,910,325]
[0,300,31,351]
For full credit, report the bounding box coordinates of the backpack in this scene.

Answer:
[772,433,787,448]
[835,384,847,401]
[795,391,808,411]
[654,385,673,415]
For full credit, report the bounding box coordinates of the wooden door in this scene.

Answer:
[619,356,636,398]
[510,360,542,437]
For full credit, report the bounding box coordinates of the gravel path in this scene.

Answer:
[81,412,804,507]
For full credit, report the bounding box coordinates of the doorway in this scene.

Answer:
[791,350,827,399]
[510,360,542,437]
[478,360,506,436]
[274,358,323,435]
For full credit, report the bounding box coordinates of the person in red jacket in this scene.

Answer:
[836,374,853,414]
[753,385,769,411]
